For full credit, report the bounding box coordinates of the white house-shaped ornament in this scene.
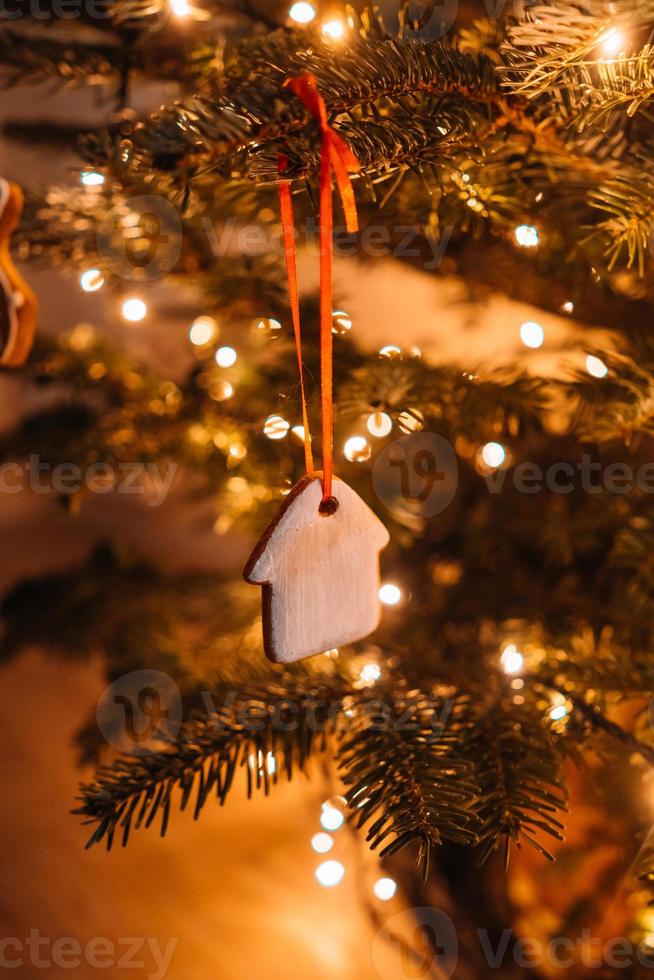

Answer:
[244,474,390,664]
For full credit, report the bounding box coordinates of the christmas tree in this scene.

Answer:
[3,0,654,974]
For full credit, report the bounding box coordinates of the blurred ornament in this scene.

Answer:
[367,412,392,438]
[263,415,290,440]
[80,269,104,293]
[189,315,218,346]
[398,409,424,433]
[344,436,371,462]
[332,310,352,335]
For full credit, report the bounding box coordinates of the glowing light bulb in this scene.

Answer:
[481,442,506,469]
[379,583,401,606]
[80,269,104,292]
[121,297,147,322]
[367,412,393,438]
[320,806,345,832]
[311,833,334,854]
[255,317,282,333]
[514,224,540,249]
[549,704,568,721]
[289,1,315,23]
[501,643,524,675]
[189,315,218,346]
[263,415,290,440]
[520,321,544,349]
[322,18,345,40]
[560,300,574,315]
[344,436,371,463]
[373,877,397,901]
[80,170,104,187]
[586,354,608,379]
[315,860,345,887]
[601,27,625,56]
[332,311,352,335]
[171,0,191,15]
[215,346,237,368]
[360,662,381,685]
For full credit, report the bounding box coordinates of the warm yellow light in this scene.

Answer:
[360,662,381,685]
[586,354,608,379]
[373,877,397,901]
[379,583,401,606]
[514,224,540,248]
[121,297,147,322]
[248,750,276,775]
[263,415,290,440]
[344,435,371,463]
[322,18,345,40]
[332,311,352,335]
[481,442,506,469]
[81,170,104,187]
[311,832,334,854]
[398,409,424,434]
[315,860,345,887]
[291,425,306,442]
[549,704,568,721]
[171,0,191,15]
[367,412,393,438]
[289,1,315,23]
[500,643,524,675]
[189,315,218,346]
[80,269,104,292]
[520,321,544,349]
[215,346,237,368]
[379,345,402,358]
[254,317,282,333]
[320,806,345,832]
[209,380,234,402]
[601,27,625,56]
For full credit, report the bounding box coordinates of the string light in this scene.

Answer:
[254,317,282,333]
[367,412,392,438]
[288,1,315,23]
[332,311,352,335]
[360,662,381,685]
[80,170,104,187]
[586,354,608,379]
[373,877,397,901]
[248,750,276,775]
[500,643,524,675]
[601,27,625,56]
[514,224,540,249]
[189,315,218,346]
[209,380,234,402]
[379,583,402,605]
[121,297,147,322]
[549,703,568,721]
[215,346,237,368]
[170,0,191,15]
[560,300,574,315]
[80,269,104,292]
[398,409,424,433]
[344,435,371,462]
[263,415,290,440]
[320,803,345,832]
[315,860,345,887]
[311,833,334,854]
[520,321,544,349]
[481,442,506,469]
[322,18,345,40]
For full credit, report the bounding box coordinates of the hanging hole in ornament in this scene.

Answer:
[319,496,339,516]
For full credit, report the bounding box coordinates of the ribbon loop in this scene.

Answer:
[280,73,360,504]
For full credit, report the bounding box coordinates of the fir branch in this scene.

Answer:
[467,696,567,867]
[75,679,348,849]
[339,691,479,881]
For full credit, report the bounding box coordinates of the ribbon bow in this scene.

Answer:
[278,73,360,510]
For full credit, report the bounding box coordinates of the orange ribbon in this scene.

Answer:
[279,73,360,508]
